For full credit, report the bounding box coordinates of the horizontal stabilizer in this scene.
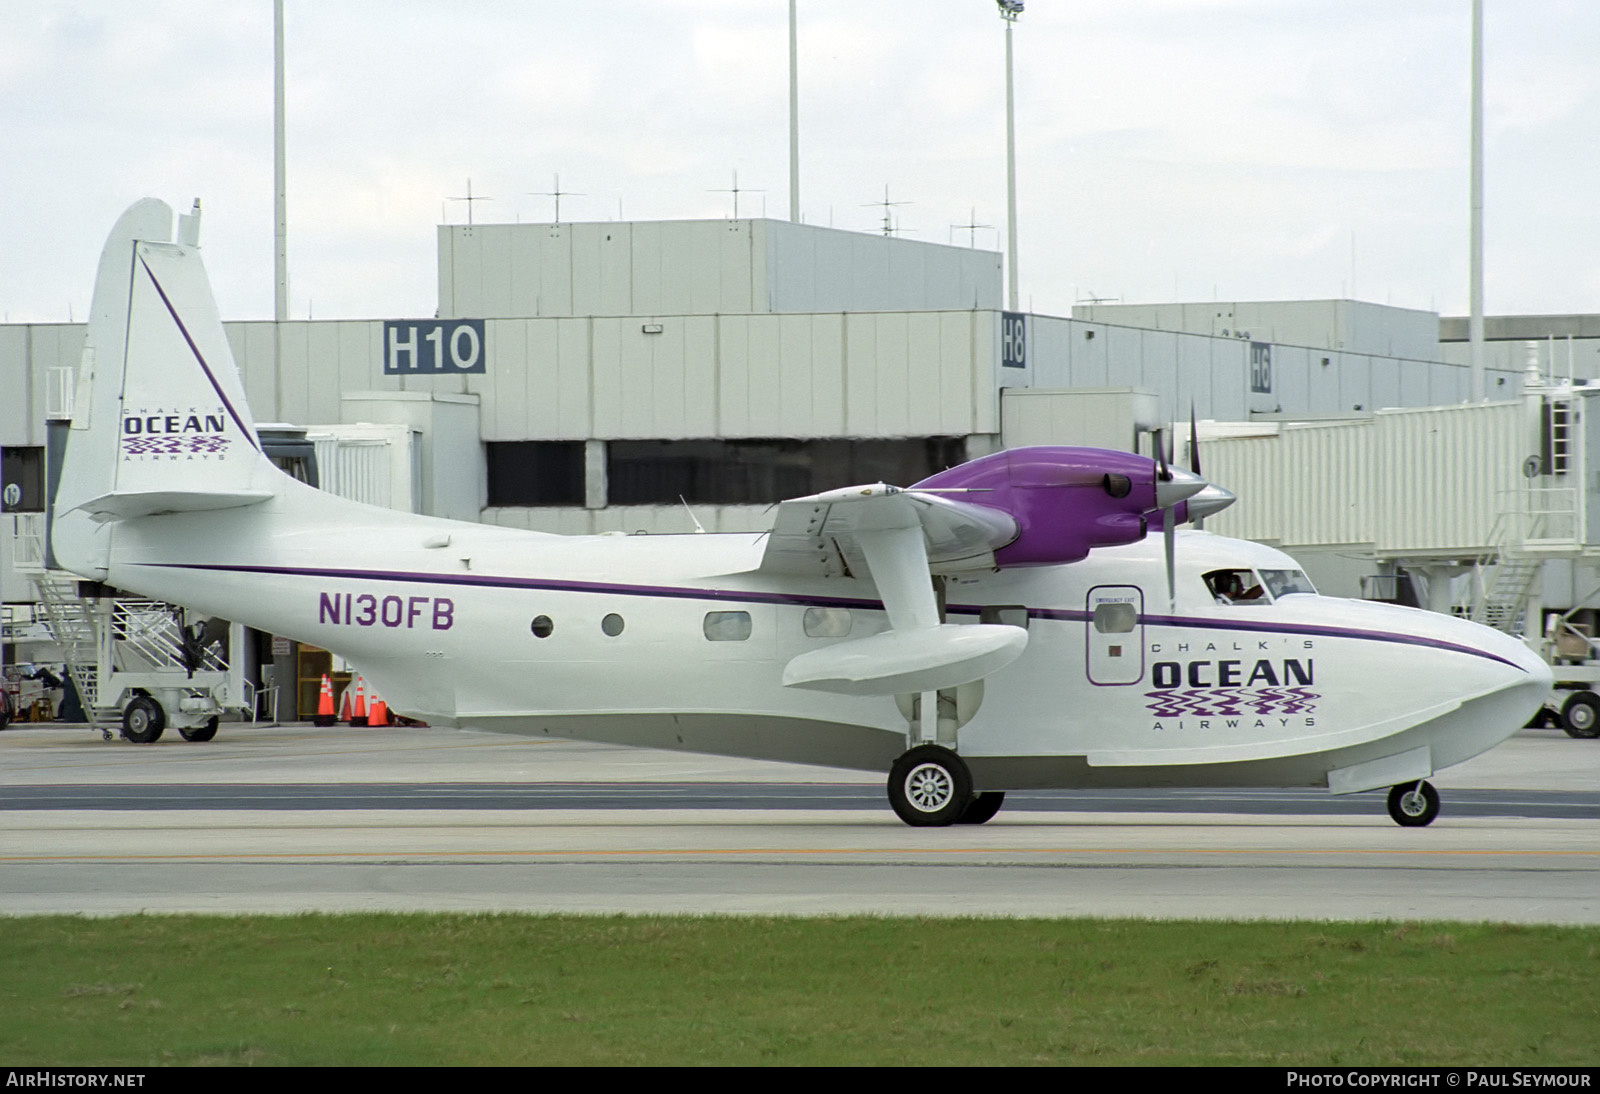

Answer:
[69,489,275,520]
[782,623,1027,696]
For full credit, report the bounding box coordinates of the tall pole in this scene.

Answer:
[1469,0,1485,401]
[273,0,288,416]
[274,0,288,326]
[1000,2,1021,312]
[789,0,800,222]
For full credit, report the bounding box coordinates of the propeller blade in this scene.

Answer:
[1189,405,1202,476]
[1165,516,1177,608]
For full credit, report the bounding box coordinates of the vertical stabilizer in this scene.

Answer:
[52,199,279,577]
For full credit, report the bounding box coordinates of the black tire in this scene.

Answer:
[1561,691,1600,739]
[956,791,1006,825]
[121,695,165,744]
[1386,780,1440,827]
[1524,707,1552,730]
[887,745,973,827]
[178,716,219,743]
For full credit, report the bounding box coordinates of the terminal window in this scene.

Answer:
[485,441,586,507]
[607,438,964,506]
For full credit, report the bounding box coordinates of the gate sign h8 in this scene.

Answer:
[1001,311,1028,369]
[384,320,486,375]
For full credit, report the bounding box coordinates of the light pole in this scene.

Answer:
[790,0,800,222]
[998,1,1022,312]
[1469,0,1485,401]
[274,0,287,345]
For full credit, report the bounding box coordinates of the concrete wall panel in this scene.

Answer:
[717,316,752,437]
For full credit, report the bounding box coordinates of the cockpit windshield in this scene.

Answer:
[1203,568,1268,605]
[1261,569,1317,598]
[1203,567,1317,605]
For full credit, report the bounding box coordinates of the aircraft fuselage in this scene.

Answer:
[99,480,1548,794]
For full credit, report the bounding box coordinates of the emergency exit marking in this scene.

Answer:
[383,320,487,374]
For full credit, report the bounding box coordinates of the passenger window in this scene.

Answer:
[803,607,852,638]
[1203,569,1270,605]
[530,615,554,638]
[601,613,625,636]
[1092,602,1137,633]
[703,611,752,641]
[979,605,1030,630]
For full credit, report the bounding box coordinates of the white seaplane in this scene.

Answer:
[48,198,1550,827]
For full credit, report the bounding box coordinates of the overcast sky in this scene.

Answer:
[4,1,1597,325]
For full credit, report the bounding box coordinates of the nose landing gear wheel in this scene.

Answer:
[888,745,974,827]
[1386,780,1440,827]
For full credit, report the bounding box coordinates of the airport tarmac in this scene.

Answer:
[1,721,1597,922]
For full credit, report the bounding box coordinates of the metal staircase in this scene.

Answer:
[30,573,113,725]
[27,571,247,737]
[1471,554,1543,634]
[1466,482,1583,635]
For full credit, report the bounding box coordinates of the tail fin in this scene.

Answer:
[55,198,277,526]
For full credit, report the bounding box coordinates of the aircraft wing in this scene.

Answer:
[757,484,1019,579]
[756,485,1026,696]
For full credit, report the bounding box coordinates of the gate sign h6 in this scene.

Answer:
[384,320,487,374]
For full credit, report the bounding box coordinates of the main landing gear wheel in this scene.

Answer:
[121,695,166,744]
[1386,780,1440,827]
[957,791,1006,825]
[1560,691,1600,739]
[887,745,973,827]
[178,716,219,743]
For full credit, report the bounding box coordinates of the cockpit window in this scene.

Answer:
[1204,568,1270,605]
[1261,569,1316,598]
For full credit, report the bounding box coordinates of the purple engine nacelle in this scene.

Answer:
[912,446,1179,567]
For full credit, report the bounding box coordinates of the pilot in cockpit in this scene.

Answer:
[1206,568,1266,605]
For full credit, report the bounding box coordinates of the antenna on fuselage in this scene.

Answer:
[679,495,707,534]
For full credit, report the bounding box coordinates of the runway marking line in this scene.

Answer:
[3,845,1597,864]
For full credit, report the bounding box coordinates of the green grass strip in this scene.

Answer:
[2,914,1596,1066]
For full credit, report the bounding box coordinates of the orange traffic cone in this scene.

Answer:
[338,682,354,724]
[350,676,369,726]
[313,674,336,727]
[368,694,389,727]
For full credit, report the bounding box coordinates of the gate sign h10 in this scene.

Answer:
[384,320,487,374]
